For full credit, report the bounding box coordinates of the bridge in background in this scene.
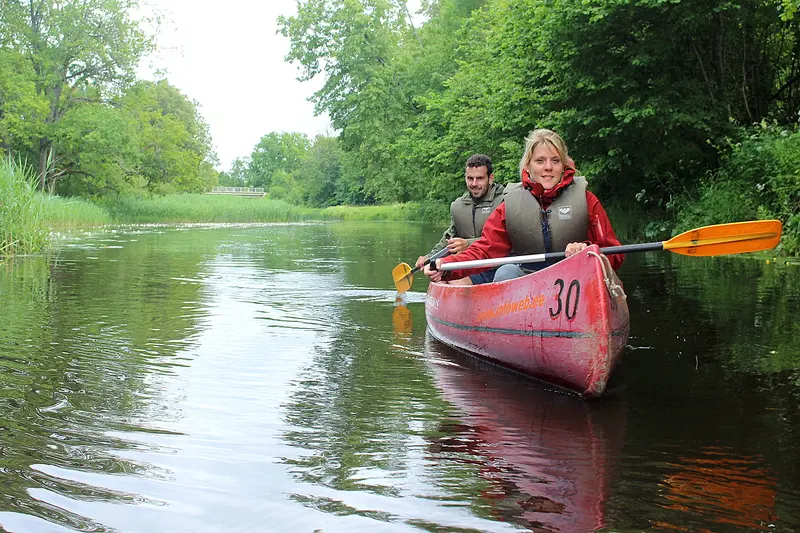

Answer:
[208,186,266,198]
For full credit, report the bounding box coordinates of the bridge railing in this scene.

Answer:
[210,186,265,194]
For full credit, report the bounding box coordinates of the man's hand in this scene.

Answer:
[415,255,427,269]
[446,237,470,254]
[423,260,444,282]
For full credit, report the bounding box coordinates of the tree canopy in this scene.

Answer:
[1,0,798,251]
[0,0,217,196]
[270,0,799,249]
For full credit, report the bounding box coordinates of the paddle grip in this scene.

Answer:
[426,247,450,271]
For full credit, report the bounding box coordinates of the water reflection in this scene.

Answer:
[1,224,799,532]
[392,293,413,344]
[424,336,627,532]
[0,253,187,530]
[622,253,800,375]
[654,449,778,531]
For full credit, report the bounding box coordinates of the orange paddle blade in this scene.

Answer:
[663,220,782,256]
[392,262,413,293]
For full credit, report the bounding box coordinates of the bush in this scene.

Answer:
[674,124,800,255]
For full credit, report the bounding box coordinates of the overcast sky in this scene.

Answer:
[138,0,332,172]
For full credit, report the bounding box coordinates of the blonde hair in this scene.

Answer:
[518,129,571,178]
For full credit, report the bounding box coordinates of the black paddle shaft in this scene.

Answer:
[416,247,451,273]
[601,242,665,254]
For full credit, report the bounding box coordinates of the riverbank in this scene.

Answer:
[2,187,796,258]
[81,194,428,224]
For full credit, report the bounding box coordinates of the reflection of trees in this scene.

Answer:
[281,296,450,497]
[424,338,627,532]
[623,253,799,374]
[0,228,214,527]
[281,289,628,532]
[610,253,799,532]
[324,220,439,290]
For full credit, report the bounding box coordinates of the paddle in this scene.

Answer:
[435,219,783,272]
[392,247,450,293]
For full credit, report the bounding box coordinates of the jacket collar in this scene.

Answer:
[459,182,504,204]
[523,168,576,202]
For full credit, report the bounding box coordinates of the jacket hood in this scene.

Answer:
[522,168,576,203]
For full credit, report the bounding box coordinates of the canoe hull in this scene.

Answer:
[425,245,630,397]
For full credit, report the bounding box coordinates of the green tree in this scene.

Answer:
[121,80,216,195]
[51,102,137,196]
[534,0,799,203]
[52,80,216,197]
[0,49,48,156]
[408,0,799,208]
[298,135,342,207]
[780,0,799,19]
[280,0,422,203]
[247,132,310,190]
[0,0,153,188]
[280,0,490,204]
[228,156,251,186]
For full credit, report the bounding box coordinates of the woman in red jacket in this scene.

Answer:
[425,129,623,284]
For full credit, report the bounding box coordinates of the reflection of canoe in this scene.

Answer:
[426,337,627,532]
[425,245,630,397]
[654,450,777,531]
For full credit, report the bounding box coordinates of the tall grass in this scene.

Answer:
[0,157,49,256]
[316,203,430,221]
[42,195,112,228]
[100,194,308,223]
[98,195,440,224]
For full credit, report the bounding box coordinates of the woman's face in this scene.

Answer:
[526,143,565,190]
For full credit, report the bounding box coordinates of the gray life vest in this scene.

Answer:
[450,182,505,239]
[503,176,589,254]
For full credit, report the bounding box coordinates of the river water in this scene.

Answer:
[0,222,798,533]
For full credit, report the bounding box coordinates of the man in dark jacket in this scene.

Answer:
[416,154,505,284]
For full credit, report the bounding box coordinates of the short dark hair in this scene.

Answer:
[465,154,492,176]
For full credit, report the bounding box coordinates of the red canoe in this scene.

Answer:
[425,245,630,397]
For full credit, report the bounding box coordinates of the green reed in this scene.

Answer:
[316,203,425,221]
[9,189,440,242]
[42,195,113,228]
[0,157,49,256]
[101,194,308,223]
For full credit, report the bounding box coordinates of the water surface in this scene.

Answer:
[0,222,798,532]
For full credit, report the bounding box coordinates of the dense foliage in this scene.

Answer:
[673,123,800,253]
[0,0,217,197]
[270,0,799,252]
[2,0,798,254]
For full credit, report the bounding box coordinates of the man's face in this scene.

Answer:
[465,165,494,200]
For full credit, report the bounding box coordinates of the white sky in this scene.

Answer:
[137,0,332,172]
